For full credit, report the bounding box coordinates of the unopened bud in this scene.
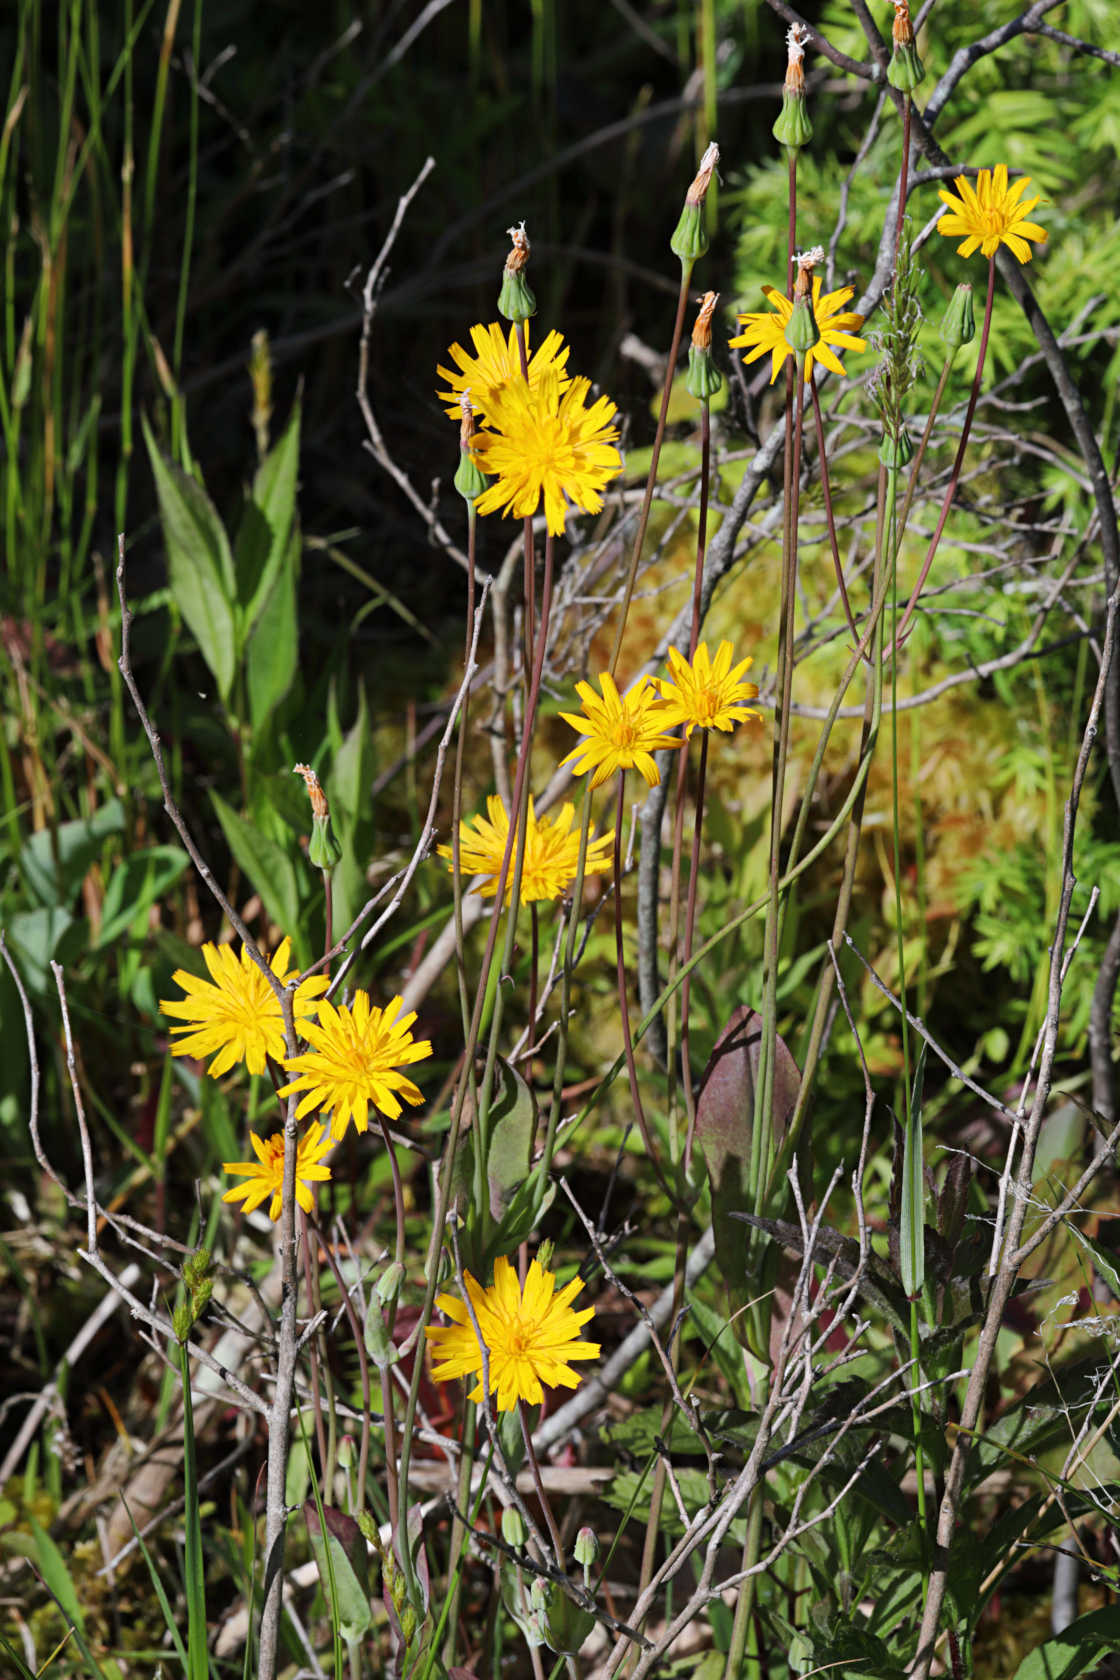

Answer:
[773,24,813,149]
[375,1260,406,1305]
[784,250,823,355]
[501,1506,527,1549]
[939,282,975,351]
[574,1526,599,1570]
[398,1604,417,1646]
[294,764,342,869]
[686,293,723,401]
[670,142,719,267]
[364,1303,399,1370]
[878,423,914,470]
[337,1434,355,1468]
[888,0,925,91]
[498,222,536,323]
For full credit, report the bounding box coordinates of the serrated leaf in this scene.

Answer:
[143,415,237,700]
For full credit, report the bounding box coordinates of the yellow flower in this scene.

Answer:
[160,938,328,1079]
[436,322,571,422]
[438,795,614,905]
[729,275,866,384]
[560,671,684,789]
[221,1120,333,1221]
[937,164,1047,263]
[471,368,623,536]
[654,640,762,737]
[425,1253,599,1412]
[278,991,432,1139]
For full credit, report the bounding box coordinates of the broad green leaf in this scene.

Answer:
[210,790,302,950]
[304,1503,372,1644]
[143,414,237,701]
[21,797,125,907]
[246,525,300,736]
[1066,1220,1120,1302]
[486,1058,534,1219]
[329,681,373,827]
[28,1513,85,1632]
[95,847,189,948]
[1012,1605,1120,1680]
[236,398,301,633]
[4,906,78,995]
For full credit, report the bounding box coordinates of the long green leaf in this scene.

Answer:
[236,398,301,634]
[246,525,300,736]
[210,790,302,949]
[143,414,237,701]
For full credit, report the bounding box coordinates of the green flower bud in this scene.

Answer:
[670,142,718,268]
[337,1434,355,1469]
[685,343,723,402]
[939,282,975,351]
[172,1301,193,1344]
[398,1604,417,1646]
[498,222,536,323]
[574,1526,599,1572]
[309,812,342,869]
[785,292,820,354]
[773,89,812,149]
[888,1,925,92]
[501,1506,527,1549]
[356,1510,377,1546]
[670,202,708,266]
[888,40,925,90]
[363,1303,399,1370]
[454,445,490,504]
[878,423,914,470]
[375,1259,406,1305]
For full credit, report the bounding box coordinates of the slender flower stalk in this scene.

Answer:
[610,143,718,676]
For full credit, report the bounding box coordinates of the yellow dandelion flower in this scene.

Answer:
[937,164,1047,263]
[436,322,571,422]
[438,795,614,906]
[277,991,432,1139]
[160,938,328,1079]
[654,640,762,737]
[425,1253,600,1412]
[471,368,623,537]
[729,275,867,384]
[559,671,683,789]
[221,1120,333,1222]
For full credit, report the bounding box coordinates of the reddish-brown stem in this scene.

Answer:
[514,323,536,680]
[810,379,862,651]
[322,869,333,964]
[613,773,675,1203]
[893,95,912,278]
[608,267,694,677]
[681,729,709,1162]
[893,254,997,650]
[519,1398,564,1566]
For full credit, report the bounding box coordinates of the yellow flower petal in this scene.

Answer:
[425,1254,600,1413]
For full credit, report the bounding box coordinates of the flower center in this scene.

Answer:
[507,1319,533,1355]
[979,208,1009,236]
[615,715,637,748]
